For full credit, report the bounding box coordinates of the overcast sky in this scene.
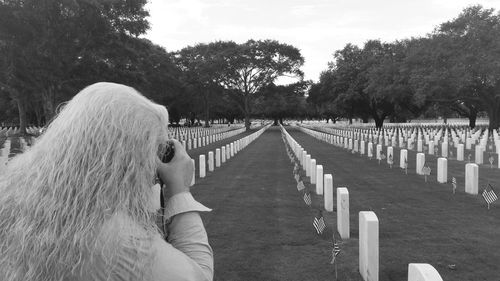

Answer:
[144,0,500,83]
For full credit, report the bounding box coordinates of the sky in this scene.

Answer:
[144,0,500,83]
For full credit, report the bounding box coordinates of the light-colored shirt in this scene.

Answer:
[78,191,213,281]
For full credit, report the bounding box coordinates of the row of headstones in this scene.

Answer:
[305,122,499,156]
[302,121,494,147]
[281,126,443,281]
[300,126,487,197]
[0,126,42,136]
[303,123,500,167]
[192,124,271,184]
[169,124,245,141]
[179,127,246,151]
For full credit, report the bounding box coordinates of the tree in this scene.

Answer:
[217,39,304,130]
[434,5,500,130]
[173,42,231,127]
[254,81,308,125]
[0,0,151,132]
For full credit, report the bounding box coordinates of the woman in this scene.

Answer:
[0,82,213,281]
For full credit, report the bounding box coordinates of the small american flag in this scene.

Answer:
[313,212,326,235]
[303,191,312,206]
[331,239,341,264]
[452,177,457,194]
[297,180,305,191]
[482,184,498,207]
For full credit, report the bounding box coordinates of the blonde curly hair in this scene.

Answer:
[0,82,169,281]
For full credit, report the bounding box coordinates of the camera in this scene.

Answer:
[158,140,175,209]
[160,140,175,163]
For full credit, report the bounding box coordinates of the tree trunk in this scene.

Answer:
[488,105,500,131]
[244,95,251,130]
[42,86,56,122]
[374,116,384,128]
[16,96,27,134]
[469,111,477,129]
[203,91,210,127]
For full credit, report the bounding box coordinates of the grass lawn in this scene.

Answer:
[288,127,500,281]
[191,126,499,281]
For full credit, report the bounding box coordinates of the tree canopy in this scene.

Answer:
[310,5,500,130]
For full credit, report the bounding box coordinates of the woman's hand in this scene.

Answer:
[157,139,194,199]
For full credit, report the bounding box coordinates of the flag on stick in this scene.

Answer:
[313,211,326,235]
[303,191,312,206]
[452,177,457,194]
[297,180,305,191]
[331,239,341,264]
[482,184,498,209]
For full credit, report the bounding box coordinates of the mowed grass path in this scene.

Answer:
[288,127,500,281]
[191,127,338,281]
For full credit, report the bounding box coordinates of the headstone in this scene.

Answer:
[305,154,311,176]
[465,163,479,195]
[475,145,483,164]
[208,151,214,172]
[324,174,333,211]
[316,165,323,194]
[441,142,448,158]
[428,141,434,155]
[337,187,349,239]
[190,159,195,186]
[199,155,206,178]
[376,144,382,160]
[221,146,226,163]
[215,149,221,167]
[437,158,447,183]
[226,144,231,160]
[456,144,464,161]
[417,139,423,152]
[359,211,379,281]
[310,159,317,184]
[466,138,472,150]
[416,153,425,175]
[230,143,235,157]
[400,149,408,169]
[361,140,366,155]
[408,263,443,281]
[368,142,373,158]
[387,147,393,164]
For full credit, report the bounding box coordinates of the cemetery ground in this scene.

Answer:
[191,127,500,281]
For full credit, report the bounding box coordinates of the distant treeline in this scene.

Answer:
[1,2,499,132]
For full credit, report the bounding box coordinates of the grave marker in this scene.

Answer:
[359,211,379,281]
[465,163,479,195]
[324,174,333,211]
[337,187,349,239]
